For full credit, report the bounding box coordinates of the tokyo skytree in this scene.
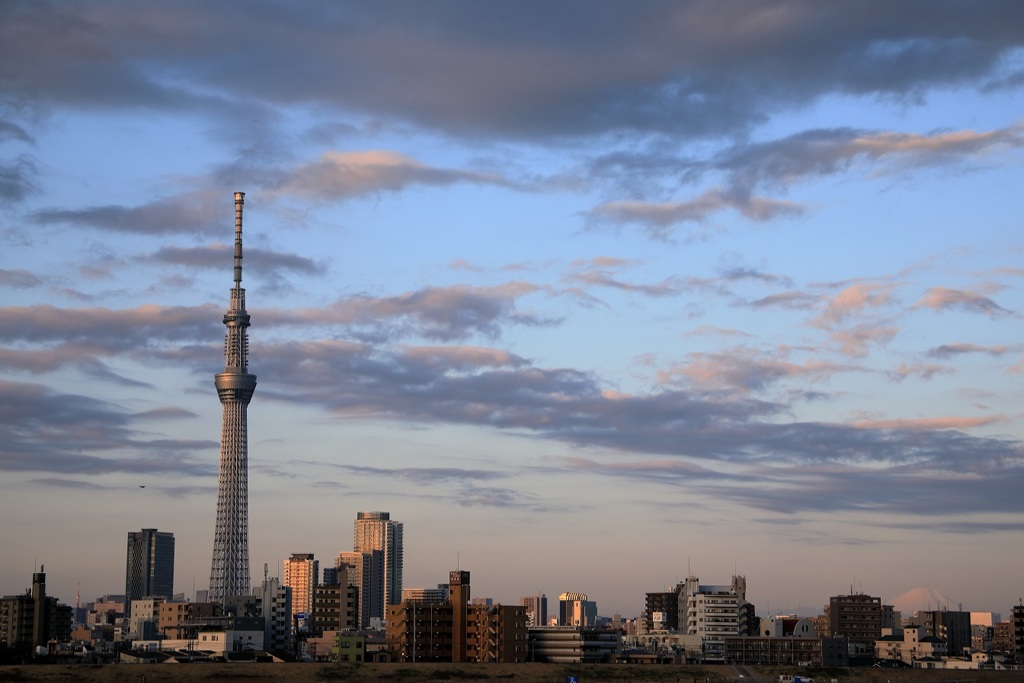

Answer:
[208,191,257,602]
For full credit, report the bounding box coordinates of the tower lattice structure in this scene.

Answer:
[209,191,257,603]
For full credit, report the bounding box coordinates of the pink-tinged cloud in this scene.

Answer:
[914,287,1014,317]
[847,127,1024,164]
[658,349,847,393]
[685,325,752,338]
[719,126,1024,197]
[400,345,527,371]
[287,282,551,340]
[570,256,642,270]
[850,415,1006,431]
[814,282,894,327]
[271,150,516,201]
[830,325,899,358]
[589,189,803,238]
[887,362,952,383]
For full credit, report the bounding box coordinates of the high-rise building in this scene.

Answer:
[404,585,449,604]
[353,511,403,623]
[283,553,319,628]
[209,192,257,603]
[558,592,597,627]
[336,551,373,629]
[520,593,547,627]
[125,529,174,618]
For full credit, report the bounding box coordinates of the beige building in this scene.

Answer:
[283,553,319,629]
[353,511,403,625]
[336,551,372,628]
[678,575,751,662]
[157,601,221,638]
[875,625,947,665]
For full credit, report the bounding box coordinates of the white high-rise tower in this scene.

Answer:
[208,192,257,603]
[353,511,403,623]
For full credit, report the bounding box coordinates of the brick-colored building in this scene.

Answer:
[387,570,527,663]
[158,601,222,638]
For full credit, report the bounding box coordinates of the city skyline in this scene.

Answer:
[1,2,1024,617]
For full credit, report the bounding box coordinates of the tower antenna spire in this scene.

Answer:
[209,191,257,603]
[233,191,244,288]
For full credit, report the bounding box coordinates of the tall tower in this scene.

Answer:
[353,511,403,623]
[125,528,175,617]
[209,191,257,603]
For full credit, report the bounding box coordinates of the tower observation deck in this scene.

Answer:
[209,191,257,603]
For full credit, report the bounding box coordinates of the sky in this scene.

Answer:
[1,1,1023,620]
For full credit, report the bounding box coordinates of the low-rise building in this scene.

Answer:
[386,570,527,663]
[528,626,621,663]
[0,569,72,654]
[875,625,947,665]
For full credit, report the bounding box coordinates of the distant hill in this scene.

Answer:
[889,587,950,615]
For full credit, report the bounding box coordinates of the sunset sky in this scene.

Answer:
[2,1,1023,618]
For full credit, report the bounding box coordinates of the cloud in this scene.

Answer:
[887,362,952,382]
[586,124,1023,236]
[914,287,1014,317]
[927,342,1013,358]
[563,258,685,297]
[589,190,803,238]
[561,456,750,487]
[341,465,506,484]
[0,154,38,202]
[0,282,547,374]
[269,150,519,201]
[717,126,1024,197]
[0,268,43,289]
[0,379,215,476]
[3,2,1022,147]
[266,282,553,341]
[717,265,793,287]
[657,348,848,394]
[252,336,1019,480]
[829,324,899,358]
[813,283,895,328]
[150,244,326,277]
[29,189,233,237]
[685,325,752,338]
[0,304,218,346]
[849,416,1007,431]
[746,290,819,310]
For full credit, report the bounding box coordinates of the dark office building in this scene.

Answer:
[645,591,679,631]
[125,529,175,618]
